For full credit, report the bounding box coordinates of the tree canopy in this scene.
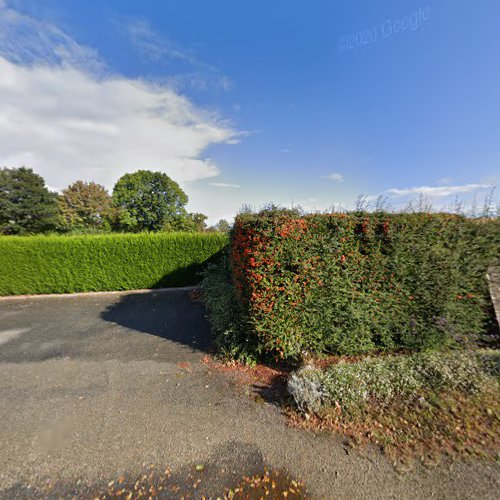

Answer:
[59,180,115,231]
[171,212,207,232]
[0,167,59,234]
[112,170,190,232]
[0,167,209,235]
[214,219,231,233]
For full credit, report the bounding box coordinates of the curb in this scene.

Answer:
[0,286,199,302]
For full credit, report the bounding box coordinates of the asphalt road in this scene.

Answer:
[0,289,499,499]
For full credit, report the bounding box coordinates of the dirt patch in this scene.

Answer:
[306,350,411,370]
[287,389,500,466]
[201,355,292,405]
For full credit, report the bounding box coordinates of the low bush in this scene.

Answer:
[288,350,497,414]
[227,210,499,359]
[0,232,228,295]
[287,350,500,462]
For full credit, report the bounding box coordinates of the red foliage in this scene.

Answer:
[228,212,492,359]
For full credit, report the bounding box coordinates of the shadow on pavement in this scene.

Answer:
[1,441,307,498]
[100,288,213,353]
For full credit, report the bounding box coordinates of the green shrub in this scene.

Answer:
[0,232,228,295]
[201,251,258,364]
[229,211,499,359]
[288,350,497,414]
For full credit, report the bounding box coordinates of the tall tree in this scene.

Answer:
[214,219,231,233]
[59,180,115,231]
[112,170,189,232]
[166,212,208,232]
[0,167,59,234]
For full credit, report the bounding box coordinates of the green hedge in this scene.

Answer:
[221,211,499,360]
[0,232,228,295]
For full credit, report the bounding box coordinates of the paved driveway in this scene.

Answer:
[0,290,499,498]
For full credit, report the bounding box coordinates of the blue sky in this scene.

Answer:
[0,0,499,222]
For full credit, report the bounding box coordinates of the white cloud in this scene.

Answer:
[437,177,454,185]
[364,182,497,214]
[125,19,202,66]
[0,3,238,191]
[120,18,232,91]
[208,182,241,188]
[323,172,344,182]
[386,183,491,198]
[0,1,102,71]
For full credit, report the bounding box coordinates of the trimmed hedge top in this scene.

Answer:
[230,211,499,359]
[0,232,228,295]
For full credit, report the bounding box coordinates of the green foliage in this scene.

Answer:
[0,232,228,295]
[163,212,207,233]
[0,166,59,234]
[228,211,499,360]
[201,251,258,364]
[288,350,497,415]
[214,219,232,233]
[112,170,190,232]
[58,180,117,231]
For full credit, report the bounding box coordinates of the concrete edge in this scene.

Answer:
[0,286,200,302]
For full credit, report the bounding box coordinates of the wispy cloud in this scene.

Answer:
[323,172,344,182]
[386,183,491,198]
[208,182,241,188]
[125,19,202,66]
[0,1,102,72]
[280,148,291,154]
[364,182,496,212]
[120,18,232,91]
[0,2,239,191]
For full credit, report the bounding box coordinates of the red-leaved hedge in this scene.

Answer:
[228,210,498,359]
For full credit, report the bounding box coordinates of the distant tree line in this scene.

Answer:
[0,167,231,235]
